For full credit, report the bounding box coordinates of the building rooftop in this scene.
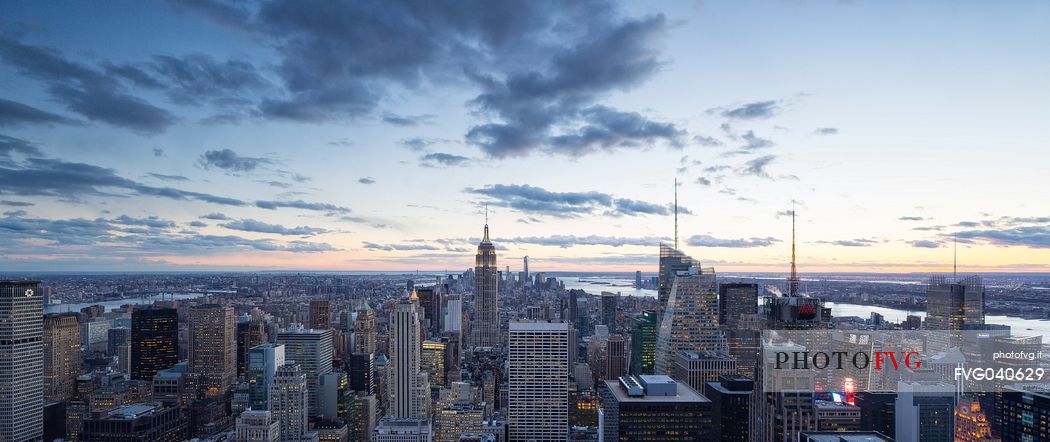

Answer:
[509,320,568,331]
[107,403,160,419]
[799,431,893,442]
[606,375,709,404]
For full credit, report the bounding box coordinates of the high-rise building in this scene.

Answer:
[473,223,500,349]
[600,375,714,441]
[237,317,268,378]
[601,292,619,328]
[657,244,695,321]
[270,363,310,441]
[1001,385,1050,442]
[815,400,862,431]
[417,286,443,335]
[635,270,642,289]
[673,350,736,394]
[353,301,376,354]
[422,339,448,389]
[629,310,658,375]
[277,324,334,416]
[390,293,431,419]
[895,381,956,442]
[107,326,130,357]
[567,289,580,325]
[247,343,286,410]
[654,266,724,375]
[925,275,985,353]
[704,375,752,442]
[188,303,236,398]
[954,397,998,442]
[0,280,44,442]
[605,334,627,381]
[349,351,375,395]
[310,299,332,330]
[718,283,757,328]
[319,371,351,420]
[523,254,529,285]
[131,306,179,381]
[507,321,569,442]
[43,312,81,402]
[855,392,896,439]
[235,409,280,442]
[444,294,462,333]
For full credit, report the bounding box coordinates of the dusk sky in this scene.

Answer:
[1,0,1047,273]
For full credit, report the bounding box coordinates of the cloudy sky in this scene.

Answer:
[1,0,1048,273]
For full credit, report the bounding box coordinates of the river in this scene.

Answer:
[44,292,207,314]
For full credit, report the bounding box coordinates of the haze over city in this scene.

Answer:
[1,1,1048,273]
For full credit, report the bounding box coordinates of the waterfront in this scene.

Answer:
[44,292,207,314]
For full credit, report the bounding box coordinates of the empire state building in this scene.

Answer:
[472,223,500,348]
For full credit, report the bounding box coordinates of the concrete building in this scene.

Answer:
[81,403,188,442]
[277,324,334,416]
[43,312,82,402]
[654,266,724,375]
[0,280,44,442]
[310,299,332,330]
[270,363,311,441]
[673,350,736,395]
[472,223,500,349]
[600,374,714,441]
[236,409,281,442]
[508,321,569,442]
[390,293,431,419]
[374,416,433,442]
[188,303,236,398]
[444,294,463,333]
[895,381,956,442]
[704,375,752,442]
[353,301,377,354]
[131,306,179,381]
[248,343,286,410]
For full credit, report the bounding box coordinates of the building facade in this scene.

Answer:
[507,321,569,442]
[0,280,44,442]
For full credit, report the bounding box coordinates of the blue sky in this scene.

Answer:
[0,0,1047,272]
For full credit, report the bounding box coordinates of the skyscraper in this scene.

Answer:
[0,280,44,442]
[43,312,82,402]
[310,299,331,330]
[417,286,442,335]
[247,343,286,410]
[925,275,985,352]
[473,222,500,348]
[601,292,619,328]
[269,363,310,441]
[277,324,334,416]
[718,283,758,328]
[508,321,569,442]
[188,303,236,398]
[237,316,268,378]
[654,266,724,375]
[389,293,431,419]
[523,253,529,284]
[235,409,280,442]
[704,375,753,442]
[131,306,179,381]
[444,294,462,333]
[353,301,376,354]
[657,243,695,322]
[422,339,447,389]
[605,334,627,380]
[629,310,658,375]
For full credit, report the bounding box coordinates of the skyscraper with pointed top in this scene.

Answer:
[473,221,500,348]
[788,207,800,297]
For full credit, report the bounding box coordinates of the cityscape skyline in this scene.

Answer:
[1,1,1048,273]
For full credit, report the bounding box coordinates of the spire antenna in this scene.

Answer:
[953,233,958,280]
[674,178,679,250]
[789,202,799,297]
[485,203,489,225]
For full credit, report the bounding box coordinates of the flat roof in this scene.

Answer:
[509,320,568,331]
[604,379,710,404]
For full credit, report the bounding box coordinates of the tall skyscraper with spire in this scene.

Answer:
[654,265,724,375]
[473,221,500,348]
[788,207,800,297]
[389,290,430,419]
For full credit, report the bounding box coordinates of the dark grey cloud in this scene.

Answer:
[737,155,777,179]
[112,215,176,229]
[255,199,349,213]
[899,216,924,221]
[466,184,612,217]
[0,200,33,207]
[543,106,685,156]
[813,127,839,135]
[0,98,79,127]
[147,173,190,182]
[358,177,376,184]
[687,234,779,248]
[152,148,165,157]
[910,240,942,248]
[198,148,273,172]
[201,212,230,220]
[695,177,712,186]
[421,152,470,168]
[715,100,780,120]
[506,234,667,248]
[738,130,774,150]
[362,241,439,251]
[221,218,328,236]
[0,133,43,158]
[953,226,1050,248]
[145,54,269,105]
[610,198,671,216]
[382,112,434,126]
[0,156,245,205]
[188,220,207,227]
[0,36,176,133]
[693,135,723,147]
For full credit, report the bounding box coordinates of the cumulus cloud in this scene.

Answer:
[953,226,1050,248]
[687,234,780,248]
[201,212,230,220]
[736,155,778,179]
[693,135,723,147]
[714,100,780,120]
[466,184,612,217]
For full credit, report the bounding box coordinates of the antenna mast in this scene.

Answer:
[674,178,679,250]
[789,203,799,297]
[953,233,957,280]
